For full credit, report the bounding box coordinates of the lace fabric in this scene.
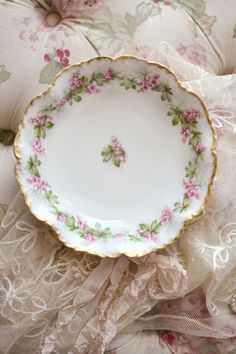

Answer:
[0,44,235,353]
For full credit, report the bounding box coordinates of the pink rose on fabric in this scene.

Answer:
[33,139,45,155]
[60,57,69,66]
[136,45,160,61]
[177,43,207,68]
[163,331,177,347]
[163,332,202,354]
[52,0,104,18]
[184,179,200,199]
[181,127,191,143]
[27,175,48,193]
[44,53,51,62]
[87,83,100,94]
[56,49,64,58]
[160,207,172,224]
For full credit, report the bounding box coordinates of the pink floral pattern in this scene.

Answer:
[177,43,207,68]
[27,175,48,193]
[101,136,127,168]
[40,47,71,85]
[52,0,105,19]
[32,139,45,155]
[24,65,208,243]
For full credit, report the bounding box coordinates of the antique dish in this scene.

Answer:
[14,56,216,257]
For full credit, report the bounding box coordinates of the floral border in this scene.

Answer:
[25,66,206,243]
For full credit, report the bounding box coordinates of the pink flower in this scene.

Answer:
[181,128,191,143]
[57,213,67,223]
[44,53,51,62]
[19,31,26,40]
[52,0,104,18]
[64,49,70,57]
[84,233,96,242]
[139,77,151,91]
[115,232,125,238]
[184,179,200,199]
[137,227,145,234]
[184,108,200,123]
[31,115,44,126]
[145,234,156,241]
[161,207,172,224]
[150,73,160,88]
[60,57,69,66]
[177,43,207,68]
[71,75,82,88]
[32,139,45,155]
[29,32,38,42]
[27,175,48,193]
[195,143,206,153]
[57,98,67,108]
[104,68,113,80]
[76,216,88,229]
[163,332,177,347]
[56,49,64,58]
[138,75,160,91]
[87,83,100,94]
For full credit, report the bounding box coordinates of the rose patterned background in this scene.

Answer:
[0,0,236,353]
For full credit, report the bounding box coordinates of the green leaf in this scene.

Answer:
[151,220,158,230]
[185,161,197,178]
[139,223,148,230]
[39,60,63,85]
[95,222,102,231]
[0,65,11,84]
[172,117,179,126]
[102,145,113,155]
[66,216,77,231]
[74,94,82,102]
[45,190,58,205]
[94,73,106,86]
[114,158,121,167]
[103,156,111,163]
[46,122,54,129]
[41,104,57,113]
[27,155,41,176]
[189,131,202,147]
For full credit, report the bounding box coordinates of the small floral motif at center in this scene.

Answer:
[101,136,127,168]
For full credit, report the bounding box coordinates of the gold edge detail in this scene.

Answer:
[13,55,217,258]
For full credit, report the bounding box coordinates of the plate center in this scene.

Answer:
[40,86,191,224]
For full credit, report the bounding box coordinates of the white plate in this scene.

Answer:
[14,56,216,257]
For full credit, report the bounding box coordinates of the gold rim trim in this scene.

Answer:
[13,55,217,258]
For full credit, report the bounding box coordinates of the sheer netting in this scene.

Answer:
[0,44,236,354]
